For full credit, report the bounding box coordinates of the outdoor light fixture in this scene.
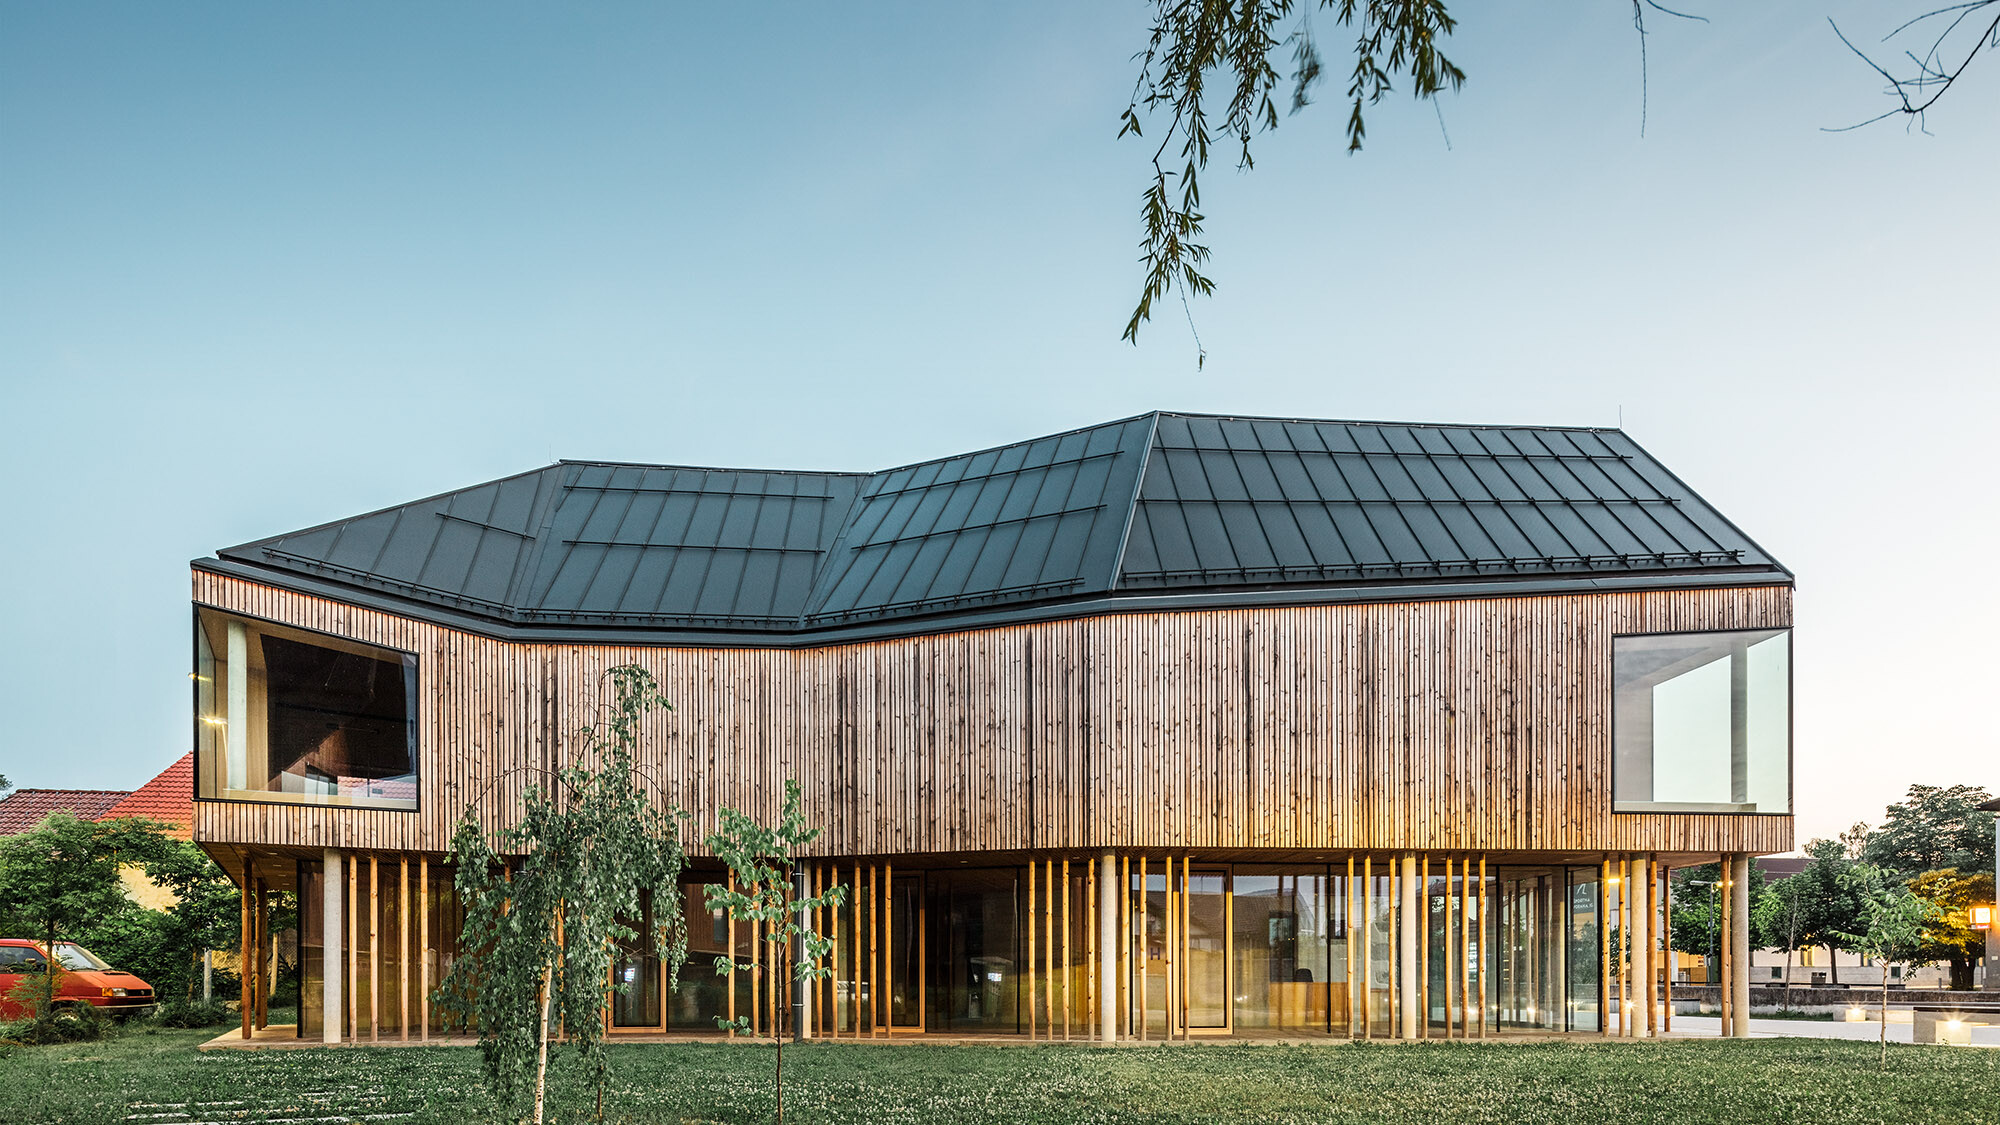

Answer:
[1972,905,1993,932]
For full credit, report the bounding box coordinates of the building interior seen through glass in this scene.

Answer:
[195,608,419,810]
[572,865,1617,1036]
[1612,628,1790,813]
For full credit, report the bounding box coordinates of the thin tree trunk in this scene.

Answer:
[1829,943,1840,986]
[533,957,554,1125]
[1880,963,1889,1066]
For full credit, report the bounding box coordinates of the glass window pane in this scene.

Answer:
[1613,629,1789,813]
[194,608,419,811]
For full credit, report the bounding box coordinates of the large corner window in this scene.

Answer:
[194,608,418,810]
[1613,628,1790,814]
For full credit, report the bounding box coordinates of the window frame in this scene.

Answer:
[1609,625,1793,817]
[190,603,423,814]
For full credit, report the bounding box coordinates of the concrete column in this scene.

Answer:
[1400,853,1419,1040]
[1629,855,1651,1038]
[322,849,343,1044]
[1098,851,1118,1042]
[226,621,248,791]
[1729,854,1752,1037]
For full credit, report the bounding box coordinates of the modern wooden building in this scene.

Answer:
[192,412,1789,1043]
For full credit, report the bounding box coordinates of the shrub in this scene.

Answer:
[1,1003,111,1045]
[152,997,233,1029]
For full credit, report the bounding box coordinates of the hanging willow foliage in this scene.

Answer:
[436,665,690,1124]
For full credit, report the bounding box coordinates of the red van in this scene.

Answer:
[0,938,156,1020]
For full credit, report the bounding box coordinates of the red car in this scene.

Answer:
[0,938,156,1020]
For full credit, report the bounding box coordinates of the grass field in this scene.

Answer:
[6,1030,2000,1125]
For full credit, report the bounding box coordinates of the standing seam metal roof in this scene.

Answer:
[212,411,1787,636]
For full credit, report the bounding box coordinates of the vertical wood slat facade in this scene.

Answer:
[191,572,1794,860]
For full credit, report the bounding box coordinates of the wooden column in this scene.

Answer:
[1098,851,1116,1042]
[1026,859,1037,1040]
[1162,855,1174,1040]
[727,871,737,1038]
[1063,858,1072,1041]
[347,856,358,1041]
[1459,856,1471,1039]
[1400,853,1418,1041]
[399,857,410,1041]
[369,856,379,1043]
[1048,860,1064,1040]
[1631,854,1651,1039]
[1345,856,1357,1039]
[238,870,252,1039]
[1085,857,1096,1041]
[1361,855,1372,1039]
[1618,857,1631,1036]
[1477,856,1487,1039]
[1138,856,1148,1041]
[419,856,430,1043]
[1659,864,1672,1035]
[1119,855,1131,1040]
[1441,857,1453,1039]
[1419,855,1430,1038]
[1600,857,1613,1035]
[882,861,893,1033]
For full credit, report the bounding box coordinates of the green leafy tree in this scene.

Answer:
[1670,861,1774,983]
[437,666,691,1125]
[1861,784,1995,879]
[0,813,170,1014]
[1788,838,1865,986]
[0,773,11,796]
[706,780,846,1125]
[75,837,240,1002]
[1905,868,1994,991]
[1836,863,1939,1065]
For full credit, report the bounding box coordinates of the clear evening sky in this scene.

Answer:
[2,3,1993,848]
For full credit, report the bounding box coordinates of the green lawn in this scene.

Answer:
[7,1030,2000,1125]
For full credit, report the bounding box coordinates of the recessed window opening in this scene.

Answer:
[195,608,419,810]
[1613,628,1790,814]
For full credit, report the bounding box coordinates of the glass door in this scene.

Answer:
[1185,870,1229,1030]
[610,895,662,1030]
[887,873,925,1031]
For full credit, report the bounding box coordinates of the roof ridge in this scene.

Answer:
[1157,410,1623,434]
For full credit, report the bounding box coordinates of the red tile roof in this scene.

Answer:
[102,753,195,840]
[0,754,196,839]
[0,789,131,836]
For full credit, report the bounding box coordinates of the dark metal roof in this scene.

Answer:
[210,412,1788,639]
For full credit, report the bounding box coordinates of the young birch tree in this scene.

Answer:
[1837,863,1938,1066]
[437,666,691,1125]
[706,780,846,1125]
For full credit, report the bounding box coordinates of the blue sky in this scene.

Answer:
[2,3,1993,845]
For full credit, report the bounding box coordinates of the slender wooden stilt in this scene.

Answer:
[1345,856,1357,1038]
[1062,858,1072,1041]
[1119,856,1130,1040]
[1086,858,1096,1041]
[727,872,737,1038]
[1138,856,1148,1042]
[369,856,379,1043]
[1163,855,1175,1041]
[419,857,430,1042]
[347,857,358,1041]
[1478,856,1487,1039]
[239,872,252,1040]
[398,858,409,1041]
[1362,854,1372,1039]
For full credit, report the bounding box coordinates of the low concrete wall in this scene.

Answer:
[1670,984,1992,1017]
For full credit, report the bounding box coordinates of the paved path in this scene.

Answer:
[1669,1015,2000,1047]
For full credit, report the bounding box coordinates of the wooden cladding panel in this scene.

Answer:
[191,571,1794,857]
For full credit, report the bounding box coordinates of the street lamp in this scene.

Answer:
[1971,905,1992,932]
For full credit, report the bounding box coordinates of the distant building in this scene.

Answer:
[1673,856,1961,990]
[0,754,195,909]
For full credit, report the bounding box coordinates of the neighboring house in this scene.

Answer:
[0,755,195,910]
[190,411,1795,1044]
[0,789,132,836]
